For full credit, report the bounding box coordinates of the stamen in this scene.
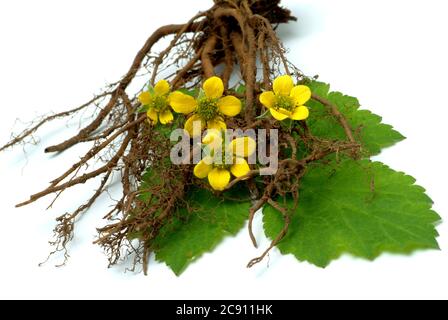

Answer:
[197,98,219,121]
[152,95,167,112]
[274,95,295,111]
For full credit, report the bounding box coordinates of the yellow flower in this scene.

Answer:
[259,75,311,121]
[169,76,242,136]
[193,131,256,191]
[138,80,174,125]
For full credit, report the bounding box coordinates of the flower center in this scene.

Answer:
[274,95,295,111]
[151,95,168,112]
[197,98,219,121]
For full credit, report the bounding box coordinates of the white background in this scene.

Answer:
[0,0,447,300]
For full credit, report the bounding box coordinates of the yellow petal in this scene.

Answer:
[290,85,311,106]
[208,168,231,191]
[147,108,158,124]
[169,92,197,114]
[273,75,294,96]
[185,114,205,137]
[159,109,174,124]
[230,137,257,157]
[154,80,170,96]
[203,130,223,158]
[207,118,227,131]
[279,108,292,116]
[138,91,153,106]
[269,108,289,121]
[231,158,251,178]
[259,91,275,108]
[203,129,223,146]
[203,76,224,99]
[290,106,310,121]
[194,158,213,179]
[218,96,242,117]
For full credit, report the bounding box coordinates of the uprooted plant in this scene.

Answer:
[1,0,440,275]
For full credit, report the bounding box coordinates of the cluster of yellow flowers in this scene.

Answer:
[138,75,311,190]
[194,130,256,191]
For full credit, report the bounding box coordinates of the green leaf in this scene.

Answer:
[157,121,179,139]
[263,159,440,268]
[136,105,149,114]
[148,85,155,95]
[307,81,405,156]
[154,188,251,275]
[236,84,246,95]
[138,166,164,203]
[198,89,206,100]
[178,88,199,97]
